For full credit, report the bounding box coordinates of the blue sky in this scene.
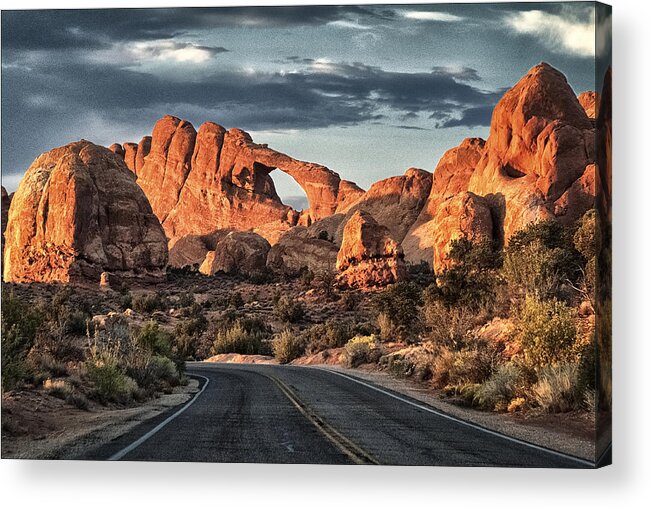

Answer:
[1,3,608,205]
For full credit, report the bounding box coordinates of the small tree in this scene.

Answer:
[372,282,422,341]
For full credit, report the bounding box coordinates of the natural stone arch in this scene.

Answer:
[118,116,365,244]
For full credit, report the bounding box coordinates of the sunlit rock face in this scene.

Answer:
[336,210,407,289]
[114,116,365,246]
[3,141,168,283]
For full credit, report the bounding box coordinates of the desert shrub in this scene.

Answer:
[228,292,244,309]
[517,296,578,368]
[211,322,268,356]
[372,282,422,341]
[1,290,45,390]
[504,221,583,301]
[86,361,139,405]
[43,378,89,409]
[132,292,168,314]
[61,309,92,335]
[119,292,133,311]
[422,297,475,349]
[341,291,361,311]
[531,364,580,413]
[474,363,522,411]
[574,209,596,260]
[176,291,196,309]
[174,311,209,360]
[434,238,502,311]
[134,321,172,357]
[298,267,315,287]
[314,269,337,300]
[406,261,436,286]
[343,335,381,367]
[304,320,357,354]
[430,345,496,389]
[272,329,306,364]
[274,295,305,323]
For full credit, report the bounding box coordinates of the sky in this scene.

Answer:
[1,2,609,207]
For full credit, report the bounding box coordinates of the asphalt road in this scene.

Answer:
[87,363,594,467]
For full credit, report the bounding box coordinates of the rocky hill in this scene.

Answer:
[3,62,601,287]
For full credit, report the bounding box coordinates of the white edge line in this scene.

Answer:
[107,374,210,461]
[316,367,595,468]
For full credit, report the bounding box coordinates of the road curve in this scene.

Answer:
[86,363,593,467]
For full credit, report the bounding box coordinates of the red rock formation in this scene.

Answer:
[267,226,339,276]
[429,192,494,270]
[199,231,270,277]
[403,138,485,266]
[121,116,363,245]
[578,91,600,119]
[168,229,232,269]
[336,168,432,246]
[3,141,168,283]
[467,63,595,242]
[336,210,407,288]
[108,143,125,158]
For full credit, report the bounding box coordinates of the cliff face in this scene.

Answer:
[3,141,168,283]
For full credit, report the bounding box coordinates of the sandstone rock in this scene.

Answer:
[3,141,168,283]
[337,168,432,244]
[108,143,125,158]
[137,116,197,223]
[123,142,139,173]
[168,229,232,269]
[578,91,600,119]
[336,210,407,288]
[136,136,152,174]
[122,116,362,244]
[430,192,494,270]
[402,138,485,266]
[467,63,595,241]
[199,231,270,276]
[266,226,339,276]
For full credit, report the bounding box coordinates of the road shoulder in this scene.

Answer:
[314,365,596,462]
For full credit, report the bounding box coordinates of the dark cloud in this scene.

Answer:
[1,55,502,175]
[438,104,498,128]
[1,6,382,51]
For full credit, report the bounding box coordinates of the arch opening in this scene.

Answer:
[268,168,309,212]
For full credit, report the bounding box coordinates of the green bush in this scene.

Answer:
[61,309,91,335]
[531,364,580,413]
[211,322,268,356]
[304,320,355,354]
[1,290,44,390]
[517,296,578,368]
[343,335,381,367]
[372,282,422,341]
[86,361,139,405]
[504,221,583,301]
[272,329,305,364]
[474,363,522,411]
[135,321,172,357]
[132,292,168,314]
[274,295,305,323]
[433,238,502,310]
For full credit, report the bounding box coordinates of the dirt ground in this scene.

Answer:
[1,379,198,460]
